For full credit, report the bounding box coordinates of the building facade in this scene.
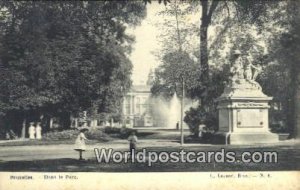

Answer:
[122,85,154,128]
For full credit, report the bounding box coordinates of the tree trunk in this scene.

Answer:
[200,24,209,83]
[293,70,300,139]
[49,117,54,129]
[200,0,210,85]
[199,0,219,105]
[21,118,26,139]
[74,118,78,128]
[293,0,300,140]
[287,63,300,139]
[287,69,296,138]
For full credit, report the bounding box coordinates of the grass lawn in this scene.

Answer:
[0,139,102,146]
[0,145,299,172]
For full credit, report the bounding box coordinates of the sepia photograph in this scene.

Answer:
[0,0,299,189]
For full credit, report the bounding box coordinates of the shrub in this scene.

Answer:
[104,126,121,134]
[85,128,113,142]
[0,127,7,140]
[270,123,288,133]
[104,126,136,139]
[119,127,136,139]
[184,106,218,135]
[43,128,114,142]
[42,129,78,141]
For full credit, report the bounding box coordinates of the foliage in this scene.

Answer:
[184,65,229,134]
[267,0,300,138]
[42,128,114,142]
[152,50,201,99]
[42,129,79,141]
[85,128,113,142]
[104,126,136,139]
[0,1,146,130]
[150,0,291,135]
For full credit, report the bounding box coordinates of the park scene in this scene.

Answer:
[0,0,300,172]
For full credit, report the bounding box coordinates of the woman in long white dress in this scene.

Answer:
[35,122,42,140]
[28,122,36,139]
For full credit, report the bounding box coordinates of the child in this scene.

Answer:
[127,131,138,156]
[74,128,88,160]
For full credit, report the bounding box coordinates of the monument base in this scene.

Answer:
[216,132,279,145]
[216,81,279,145]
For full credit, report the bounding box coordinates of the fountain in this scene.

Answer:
[151,92,197,129]
[167,92,181,129]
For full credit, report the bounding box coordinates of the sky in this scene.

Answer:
[127,1,272,86]
[129,2,165,85]
[128,2,201,85]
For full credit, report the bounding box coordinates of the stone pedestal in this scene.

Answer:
[216,79,279,145]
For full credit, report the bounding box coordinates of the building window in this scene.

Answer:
[125,104,130,115]
[126,96,130,102]
[136,106,140,115]
[136,97,140,114]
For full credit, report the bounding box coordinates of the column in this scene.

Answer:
[132,95,135,115]
[130,95,133,115]
[122,98,126,115]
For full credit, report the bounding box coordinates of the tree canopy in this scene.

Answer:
[149,0,297,135]
[0,1,146,129]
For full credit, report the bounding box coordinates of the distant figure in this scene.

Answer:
[128,131,138,155]
[28,122,35,140]
[35,122,42,140]
[198,124,206,138]
[74,128,89,160]
[176,122,179,130]
[110,118,114,127]
[9,130,17,139]
[5,132,10,140]
[6,130,17,140]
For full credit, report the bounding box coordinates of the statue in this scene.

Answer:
[228,50,262,90]
[244,56,262,81]
[216,49,278,145]
[230,50,244,82]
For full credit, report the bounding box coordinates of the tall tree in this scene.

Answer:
[199,0,218,85]
[148,0,290,133]
[147,0,278,103]
[0,1,146,132]
[270,0,300,138]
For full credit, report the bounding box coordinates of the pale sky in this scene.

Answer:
[128,2,271,85]
[129,2,201,85]
[129,2,165,85]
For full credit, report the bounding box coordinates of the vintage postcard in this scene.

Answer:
[0,0,299,189]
